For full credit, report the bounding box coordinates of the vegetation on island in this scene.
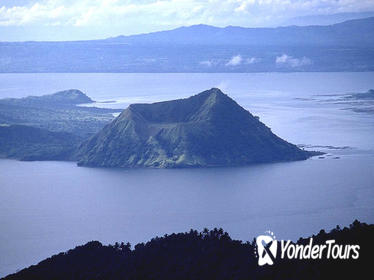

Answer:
[78,88,317,168]
[0,88,320,165]
[0,89,120,138]
[0,124,80,161]
[0,89,121,160]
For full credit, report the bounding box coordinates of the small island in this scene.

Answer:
[78,88,318,168]
[0,88,320,166]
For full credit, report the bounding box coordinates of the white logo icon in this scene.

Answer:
[256,232,277,266]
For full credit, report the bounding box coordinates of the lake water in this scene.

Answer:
[0,73,374,277]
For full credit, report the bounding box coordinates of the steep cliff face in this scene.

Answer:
[78,88,313,168]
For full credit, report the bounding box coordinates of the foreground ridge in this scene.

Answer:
[4,220,373,280]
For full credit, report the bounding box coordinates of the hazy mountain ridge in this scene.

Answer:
[0,89,94,107]
[109,17,374,47]
[0,17,373,72]
[78,88,315,168]
[284,11,374,26]
[282,11,374,26]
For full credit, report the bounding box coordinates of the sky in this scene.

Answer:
[0,0,374,41]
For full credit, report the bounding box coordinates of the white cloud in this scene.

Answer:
[275,54,312,67]
[2,0,374,27]
[199,60,213,67]
[246,57,260,64]
[226,55,242,66]
[215,81,229,91]
[201,56,260,67]
[1,0,374,39]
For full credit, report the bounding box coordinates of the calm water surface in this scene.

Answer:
[0,73,374,277]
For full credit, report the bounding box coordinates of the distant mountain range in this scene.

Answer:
[108,17,374,47]
[0,89,94,107]
[283,11,374,26]
[77,88,316,168]
[0,17,373,72]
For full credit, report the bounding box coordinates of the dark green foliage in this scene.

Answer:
[0,125,80,161]
[78,88,315,168]
[3,221,373,280]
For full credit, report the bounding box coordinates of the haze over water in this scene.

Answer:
[0,72,374,277]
